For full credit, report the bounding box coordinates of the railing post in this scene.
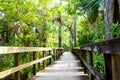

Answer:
[49,50,52,65]
[88,51,94,80]
[111,54,120,80]
[60,49,63,56]
[81,50,87,73]
[60,49,62,56]
[56,49,58,60]
[33,52,36,75]
[104,54,112,80]
[78,49,82,65]
[62,49,64,55]
[38,52,41,70]
[73,49,77,56]
[43,51,46,69]
[14,53,20,80]
[80,50,84,67]
[58,49,60,58]
[53,49,56,61]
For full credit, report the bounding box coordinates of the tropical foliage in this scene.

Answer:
[0,0,119,79]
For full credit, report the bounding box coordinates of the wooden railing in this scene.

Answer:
[72,38,120,80]
[0,47,64,80]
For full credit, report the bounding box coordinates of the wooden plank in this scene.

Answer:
[0,47,52,54]
[0,56,52,79]
[111,54,120,80]
[33,52,89,80]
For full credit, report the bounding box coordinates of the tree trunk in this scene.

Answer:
[58,5,62,47]
[104,0,114,40]
[68,22,74,40]
[58,26,62,47]
[73,1,77,47]
[73,15,76,47]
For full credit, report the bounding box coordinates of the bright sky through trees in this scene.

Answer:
[52,0,68,6]
[52,0,60,3]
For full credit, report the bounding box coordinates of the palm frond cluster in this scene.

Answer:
[77,0,103,23]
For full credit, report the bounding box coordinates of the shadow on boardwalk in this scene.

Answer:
[31,52,89,80]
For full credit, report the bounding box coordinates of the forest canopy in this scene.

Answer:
[0,0,120,80]
[0,0,120,47]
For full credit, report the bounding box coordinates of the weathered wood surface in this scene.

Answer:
[0,47,52,54]
[31,52,89,80]
[79,54,104,80]
[0,56,52,79]
[81,38,120,54]
[72,49,105,80]
[88,51,94,80]
[0,47,63,79]
[111,54,120,80]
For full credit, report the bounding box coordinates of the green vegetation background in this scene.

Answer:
[0,0,119,80]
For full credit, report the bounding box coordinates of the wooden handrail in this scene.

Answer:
[0,47,64,79]
[73,50,105,80]
[0,56,52,79]
[72,38,120,80]
[81,38,120,54]
[0,47,52,54]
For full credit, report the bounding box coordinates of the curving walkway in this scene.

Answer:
[32,52,89,80]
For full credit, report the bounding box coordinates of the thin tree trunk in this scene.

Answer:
[68,22,74,41]
[58,1,62,47]
[58,26,62,47]
[73,15,76,47]
[73,0,77,47]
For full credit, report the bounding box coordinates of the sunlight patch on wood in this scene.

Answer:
[45,67,83,70]
[36,72,87,77]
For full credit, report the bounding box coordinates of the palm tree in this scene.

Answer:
[77,0,103,23]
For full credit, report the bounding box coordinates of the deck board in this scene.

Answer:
[31,52,89,80]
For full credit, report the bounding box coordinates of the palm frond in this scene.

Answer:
[78,0,103,23]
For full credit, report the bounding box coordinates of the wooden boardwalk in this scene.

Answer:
[31,52,89,80]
